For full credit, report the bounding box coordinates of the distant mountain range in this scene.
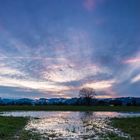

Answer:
[0,97,140,106]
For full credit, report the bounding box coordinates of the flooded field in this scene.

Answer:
[1,111,140,139]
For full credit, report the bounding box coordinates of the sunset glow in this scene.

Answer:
[0,0,140,98]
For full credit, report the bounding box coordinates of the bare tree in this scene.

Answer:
[79,87,96,105]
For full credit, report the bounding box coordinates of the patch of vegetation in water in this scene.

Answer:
[0,116,44,140]
[104,132,129,140]
[0,116,28,140]
[110,117,140,140]
[18,130,44,140]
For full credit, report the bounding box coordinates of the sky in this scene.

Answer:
[0,0,140,99]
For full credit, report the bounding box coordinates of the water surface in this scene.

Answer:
[1,111,140,139]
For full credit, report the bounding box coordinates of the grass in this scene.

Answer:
[111,117,140,140]
[0,105,140,112]
[0,115,60,140]
[0,116,28,140]
[104,133,129,140]
[18,130,43,140]
[0,116,43,140]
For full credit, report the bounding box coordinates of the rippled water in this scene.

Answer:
[1,111,140,139]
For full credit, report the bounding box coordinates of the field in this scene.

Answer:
[0,116,140,139]
[0,105,140,112]
[0,105,140,139]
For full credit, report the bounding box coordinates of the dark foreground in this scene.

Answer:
[0,105,140,139]
[0,116,28,140]
[111,117,140,140]
[0,105,140,112]
[0,116,140,140]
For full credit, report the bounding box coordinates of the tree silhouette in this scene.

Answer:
[79,87,96,105]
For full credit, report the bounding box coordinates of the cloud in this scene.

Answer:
[0,66,24,76]
[84,0,96,11]
[83,80,115,90]
[95,89,117,98]
[83,0,104,11]
[0,0,140,99]
[0,26,116,98]
[43,61,106,83]
[123,57,140,64]
[0,76,71,93]
[131,74,140,83]
[0,86,46,99]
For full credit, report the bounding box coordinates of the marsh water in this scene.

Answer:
[1,111,140,139]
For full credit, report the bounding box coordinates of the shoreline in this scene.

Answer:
[0,105,140,112]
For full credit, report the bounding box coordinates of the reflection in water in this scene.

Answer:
[1,111,140,139]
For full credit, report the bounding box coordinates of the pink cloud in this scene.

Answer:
[123,58,140,64]
[84,0,96,11]
[83,0,104,11]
